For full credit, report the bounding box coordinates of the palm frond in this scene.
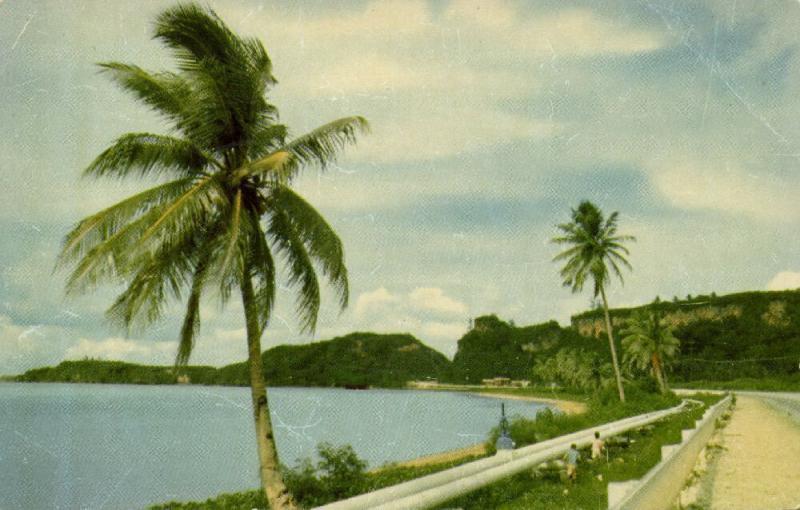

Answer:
[280,116,369,178]
[65,177,220,294]
[59,178,195,268]
[267,208,320,334]
[104,229,198,333]
[98,62,190,125]
[248,215,276,333]
[176,251,211,366]
[84,133,214,180]
[271,186,348,309]
[210,189,250,303]
[153,4,277,153]
[235,151,292,184]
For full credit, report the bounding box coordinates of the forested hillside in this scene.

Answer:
[16,333,449,388]
[444,315,606,384]
[572,290,800,382]
[218,332,450,387]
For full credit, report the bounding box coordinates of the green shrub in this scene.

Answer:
[282,442,368,508]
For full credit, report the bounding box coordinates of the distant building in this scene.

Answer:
[482,377,512,387]
[482,377,530,388]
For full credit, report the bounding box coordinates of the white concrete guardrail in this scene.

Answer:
[314,399,693,510]
[608,394,732,510]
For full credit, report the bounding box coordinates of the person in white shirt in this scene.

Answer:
[591,431,605,461]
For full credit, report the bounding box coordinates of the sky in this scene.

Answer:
[1,0,799,374]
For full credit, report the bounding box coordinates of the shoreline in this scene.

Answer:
[374,392,586,471]
[472,391,587,415]
[372,443,487,472]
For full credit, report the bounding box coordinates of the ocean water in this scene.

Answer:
[0,383,548,509]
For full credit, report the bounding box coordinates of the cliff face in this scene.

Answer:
[573,304,743,337]
[570,290,799,338]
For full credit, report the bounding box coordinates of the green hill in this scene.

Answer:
[15,359,219,385]
[216,332,450,388]
[15,332,449,388]
[444,315,605,384]
[16,289,800,389]
[571,289,800,382]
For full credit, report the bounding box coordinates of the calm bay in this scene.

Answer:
[0,382,547,509]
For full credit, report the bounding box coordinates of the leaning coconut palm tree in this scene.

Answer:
[57,4,367,508]
[620,307,680,394]
[552,201,635,402]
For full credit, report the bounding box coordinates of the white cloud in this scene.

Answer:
[420,321,467,340]
[767,271,800,291]
[354,287,400,318]
[210,327,246,343]
[229,0,665,164]
[64,337,176,364]
[350,286,469,355]
[651,161,799,222]
[347,106,556,164]
[444,2,668,56]
[0,315,75,375]
[409,287,468,316]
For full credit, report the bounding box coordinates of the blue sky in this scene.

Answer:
[1,0,799,374]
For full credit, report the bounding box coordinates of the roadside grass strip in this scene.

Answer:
[434,394,720,510]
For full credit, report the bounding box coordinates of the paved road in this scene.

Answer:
[708,393,800,510]
[740,391,800,425]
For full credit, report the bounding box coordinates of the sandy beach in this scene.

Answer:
[472,391,587,415]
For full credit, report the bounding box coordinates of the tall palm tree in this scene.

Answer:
[620,307,680,394]
[57,5,367,509]
[552,201,635,402]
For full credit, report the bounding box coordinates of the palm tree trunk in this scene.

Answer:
[600,287,626,402]
[241,268,296,510]
[651,353,667,394]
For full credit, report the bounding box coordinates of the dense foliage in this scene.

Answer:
[573,290,800,384]
[531,348,615,392]
[16,333,448,388]
[219,332,450,388]
[446,315,606,384]
[15,360,217,385]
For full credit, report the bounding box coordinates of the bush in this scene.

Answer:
[283,442,368,508]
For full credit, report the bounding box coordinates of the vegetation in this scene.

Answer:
[552,201,636,402]
[677,375,800,392]
[56,4,366,507]
[16,359,214,385]
[447,316,605,384]
[486,384,679,454]
[574,289,800,385]
[219,333,449,388]
[150,443,484,510]
[620,304,680,394]
[17,333,446,388]
[531,348,615,392]
[441,394,721,509]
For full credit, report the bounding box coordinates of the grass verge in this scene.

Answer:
[436,393,722,510]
